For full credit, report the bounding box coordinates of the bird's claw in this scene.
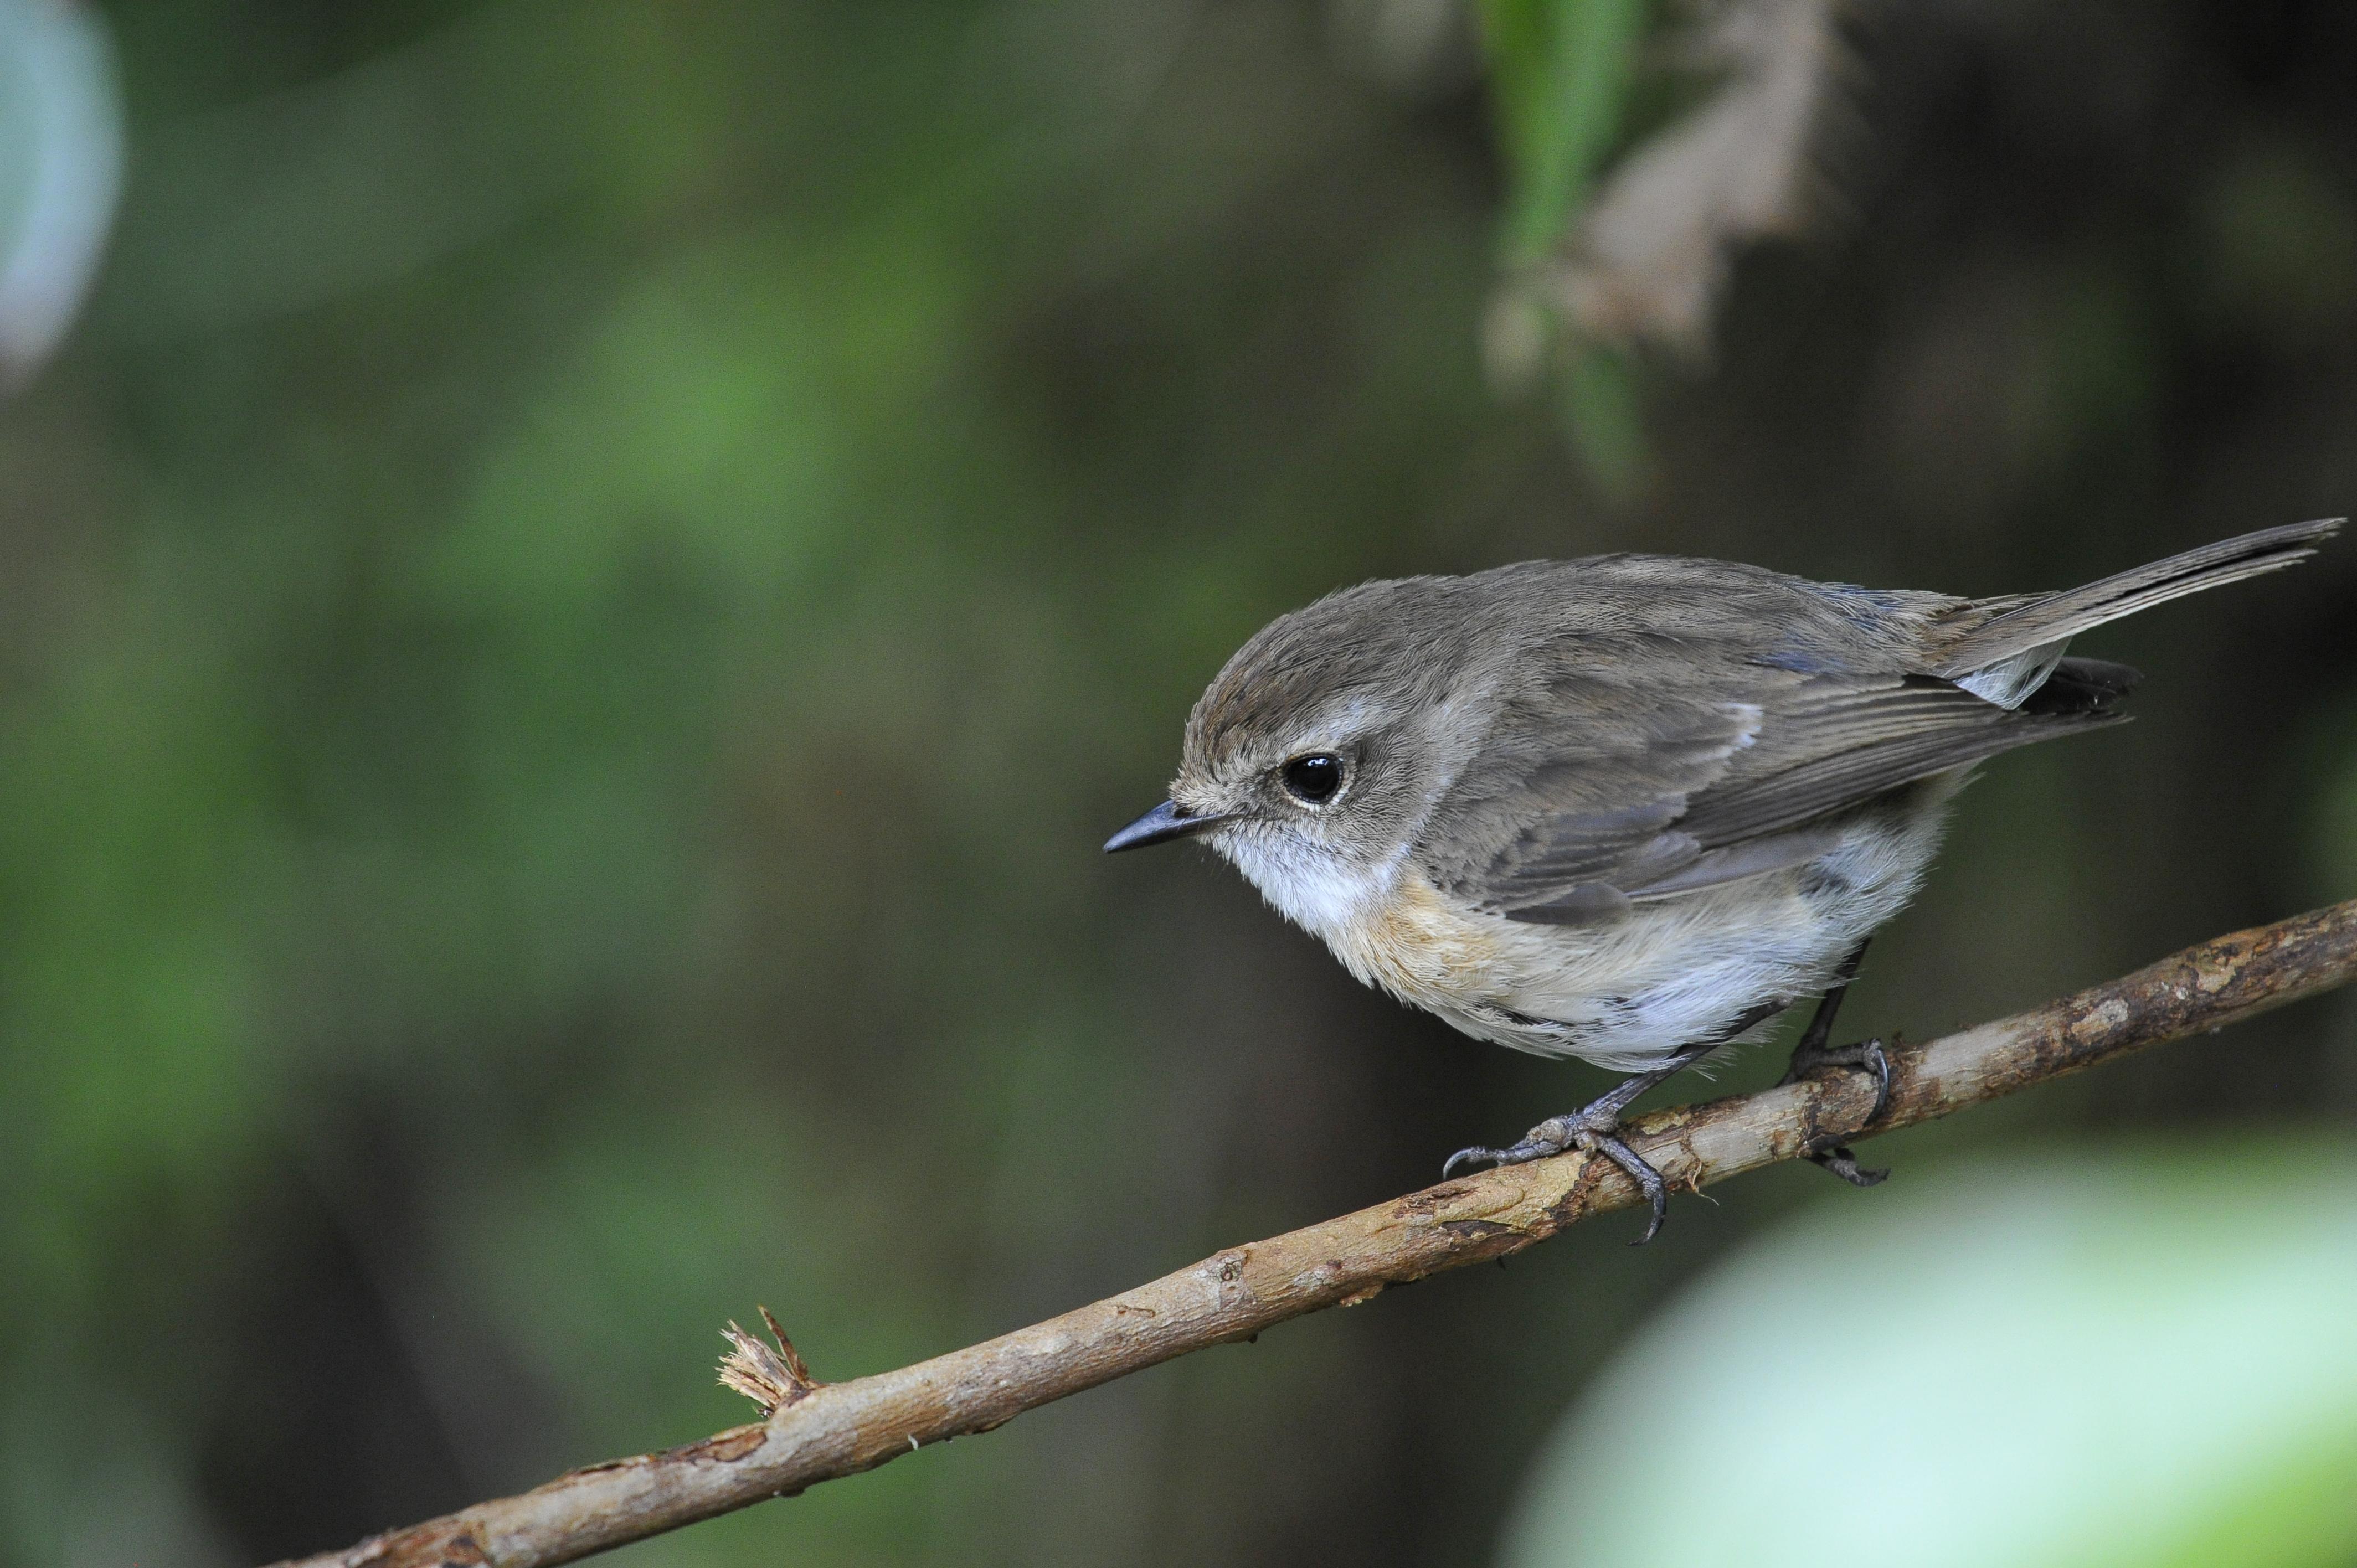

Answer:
[1440,1125,1568,1180]
[1441,1144,1507,1180]
[1782,1033,1893,1126]
[1783,1033,1895,1187]
[1576,1129,1671,1245]
[1807,1143,1890,1187]
[1441,1113,1672,1245]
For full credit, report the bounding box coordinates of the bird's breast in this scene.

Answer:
[1326,874,1516,1012]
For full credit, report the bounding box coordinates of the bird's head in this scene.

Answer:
[1104,577,1481,935]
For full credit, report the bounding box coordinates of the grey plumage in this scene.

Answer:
[1121,520,2340,1074]
[1929,517,2338,676]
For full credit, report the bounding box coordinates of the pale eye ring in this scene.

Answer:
[1279,753,1345,805]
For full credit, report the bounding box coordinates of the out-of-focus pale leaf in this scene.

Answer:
[1501,1146,2357,1568]
[0,0,122,387]
[1550,0,1843,353]
[1478,0,1845,489]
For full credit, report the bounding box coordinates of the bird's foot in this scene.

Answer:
[1776,942,1894,1189]
[1443,1098,1676,1246]
[1779,1033,1892,1187]
[1439,1020,1773,1245]
[1779,1032,1893,1123]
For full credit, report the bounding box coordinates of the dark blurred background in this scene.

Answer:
[3,2,2356,1564]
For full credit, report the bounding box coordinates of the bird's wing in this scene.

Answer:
[1454,670,2116,925]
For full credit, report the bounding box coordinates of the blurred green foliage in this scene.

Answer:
[1477,0,1644,265]
[1475,0,1651,488]
[0,2,2352,1565]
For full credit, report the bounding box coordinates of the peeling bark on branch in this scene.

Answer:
[275,900,2357,1568]
[717,1306,822,1417]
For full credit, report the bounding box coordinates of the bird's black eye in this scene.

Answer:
[1280,753,1345,805]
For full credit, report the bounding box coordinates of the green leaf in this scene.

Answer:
[1476,0,1651,266]
[1558,343,1646,497]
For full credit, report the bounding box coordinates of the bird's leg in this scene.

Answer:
[1778,940,1891,1189]
[1442,1001,1785,1245]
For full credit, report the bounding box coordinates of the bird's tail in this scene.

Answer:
[1933,518,2341,690]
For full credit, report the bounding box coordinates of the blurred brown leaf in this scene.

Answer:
[1552,0,1846,355]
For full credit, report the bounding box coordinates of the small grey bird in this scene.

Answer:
[1106,520,2340,1240]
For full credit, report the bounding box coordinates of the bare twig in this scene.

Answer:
[274,900,2357,1568]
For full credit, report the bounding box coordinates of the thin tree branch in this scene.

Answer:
[275,899,2357,1568]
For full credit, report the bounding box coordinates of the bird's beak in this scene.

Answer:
[1103,799,1232,853]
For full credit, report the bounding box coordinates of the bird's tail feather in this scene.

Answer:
[1933,518,2341,679]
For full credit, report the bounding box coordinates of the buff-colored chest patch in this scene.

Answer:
[1326,874,1507,1008]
